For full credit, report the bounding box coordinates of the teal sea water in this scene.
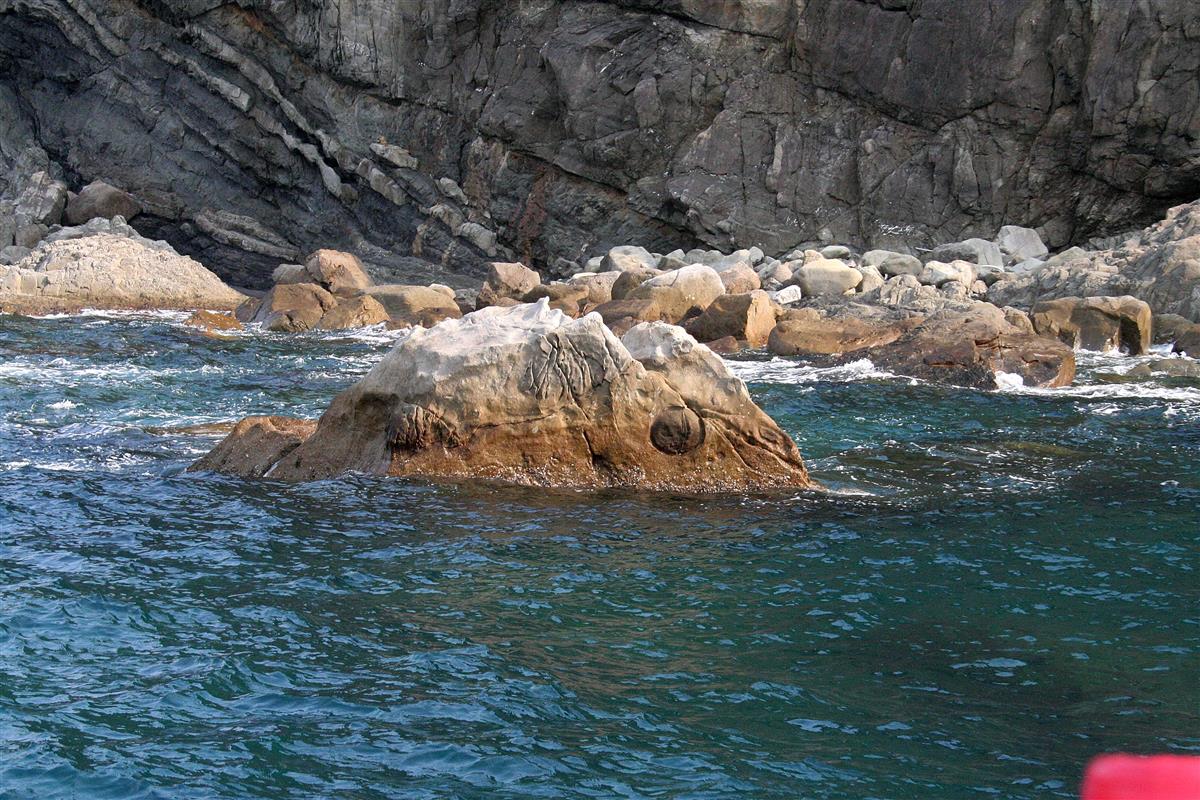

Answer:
[1,311,1197,799]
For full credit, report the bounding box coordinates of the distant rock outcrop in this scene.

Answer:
[193,301,811,492]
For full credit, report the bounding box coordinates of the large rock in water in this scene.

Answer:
[4,2,1193,286]
[768,298,1075,389]
[1031,296,1152,354]
[192,301,811,492]
[0,232,244,313]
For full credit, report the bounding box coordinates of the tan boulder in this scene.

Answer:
[629,264,725,323]
[304,249,371,296]
[791,258,862,296]
[477,261,540,308]
[251,283,336,331]
[567,271,622,306]
[610,266,662,300]
[192,416,317,478]
[1031,295,1152,354]
[192,302,811,492]
[716,262,761,294]
[365,284,463,328]
[317,294,391,330]
[768,307,920,356]
[593,297,664,327]
[684,290,776,347]
[524,282,589,316]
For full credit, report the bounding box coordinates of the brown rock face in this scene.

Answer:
[184,310,242,334]
[251,283,336,331]
[191,416,317,478]
[1031,296,1152,354]
[304,250,372,297]
[192,302,810,492]
[364,285,463,328]
[477,261,541,308]
[768,307,920,356]
[317,295,390,330]
[684,290,776,347]
[872,306,1076,389]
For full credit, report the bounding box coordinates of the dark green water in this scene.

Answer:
[1,311,1197,799]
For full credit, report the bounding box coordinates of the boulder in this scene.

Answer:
[771,285,804,306]
[864,250,924,277]
[716,261,761,294]
[757,259,792,286]
[523,281,589,316]
[13,171,67,231]
[611,265,662,300]
[64,180,141,225]
[857,264,885,294]
[820,245,851,260]
[304,249,371,296]
[683,290,776,347]
[0,233,245,314]
[271,263,308,285]
[767,299,1075,389]
[996,225,1048,261]
[928,238,1004,267]
[1153,313,1200,351]
[477,261,540,308]
[1031,296,1153,354]
[870,304,1076,389]
[365,285,463,328]
[192,302,812,492]
[317,294,391,330]
[768,306,919,356]
[1170,327,1200,357]
[791,258,862,296]
[628,264,725,323]
[251,283,336,331]
[600,245,657,273]
[920,259,977,289]
[592,297,664,327]
[567,270,621,306]
[192,416,318,478]
[1125,359,1200,379]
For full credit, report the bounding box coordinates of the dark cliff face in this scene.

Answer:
[1,0,1196,287]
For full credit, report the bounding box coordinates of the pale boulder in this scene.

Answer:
[0,233,244,314]
[629,264,725,323]
[791,258,862,296]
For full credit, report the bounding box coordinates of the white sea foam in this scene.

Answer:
[725,357,902,386]
[47,400,78,410]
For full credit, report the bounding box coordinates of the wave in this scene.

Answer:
[725,357,902,385]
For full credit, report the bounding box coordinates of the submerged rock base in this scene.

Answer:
[193,302,811,492]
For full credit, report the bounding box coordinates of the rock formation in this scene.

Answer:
[0,229,244,313]
[2,1,1196,288]
[193,301,811,492]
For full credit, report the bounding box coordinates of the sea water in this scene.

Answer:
[1,312,1197,799]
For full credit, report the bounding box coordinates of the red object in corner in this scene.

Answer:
[1082,754,1200,800]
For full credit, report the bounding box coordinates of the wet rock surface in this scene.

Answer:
[193,302,812,492]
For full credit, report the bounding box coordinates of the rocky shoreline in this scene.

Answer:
[2,187,1198,490]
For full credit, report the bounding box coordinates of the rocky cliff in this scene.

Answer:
[2,0,1196,288]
